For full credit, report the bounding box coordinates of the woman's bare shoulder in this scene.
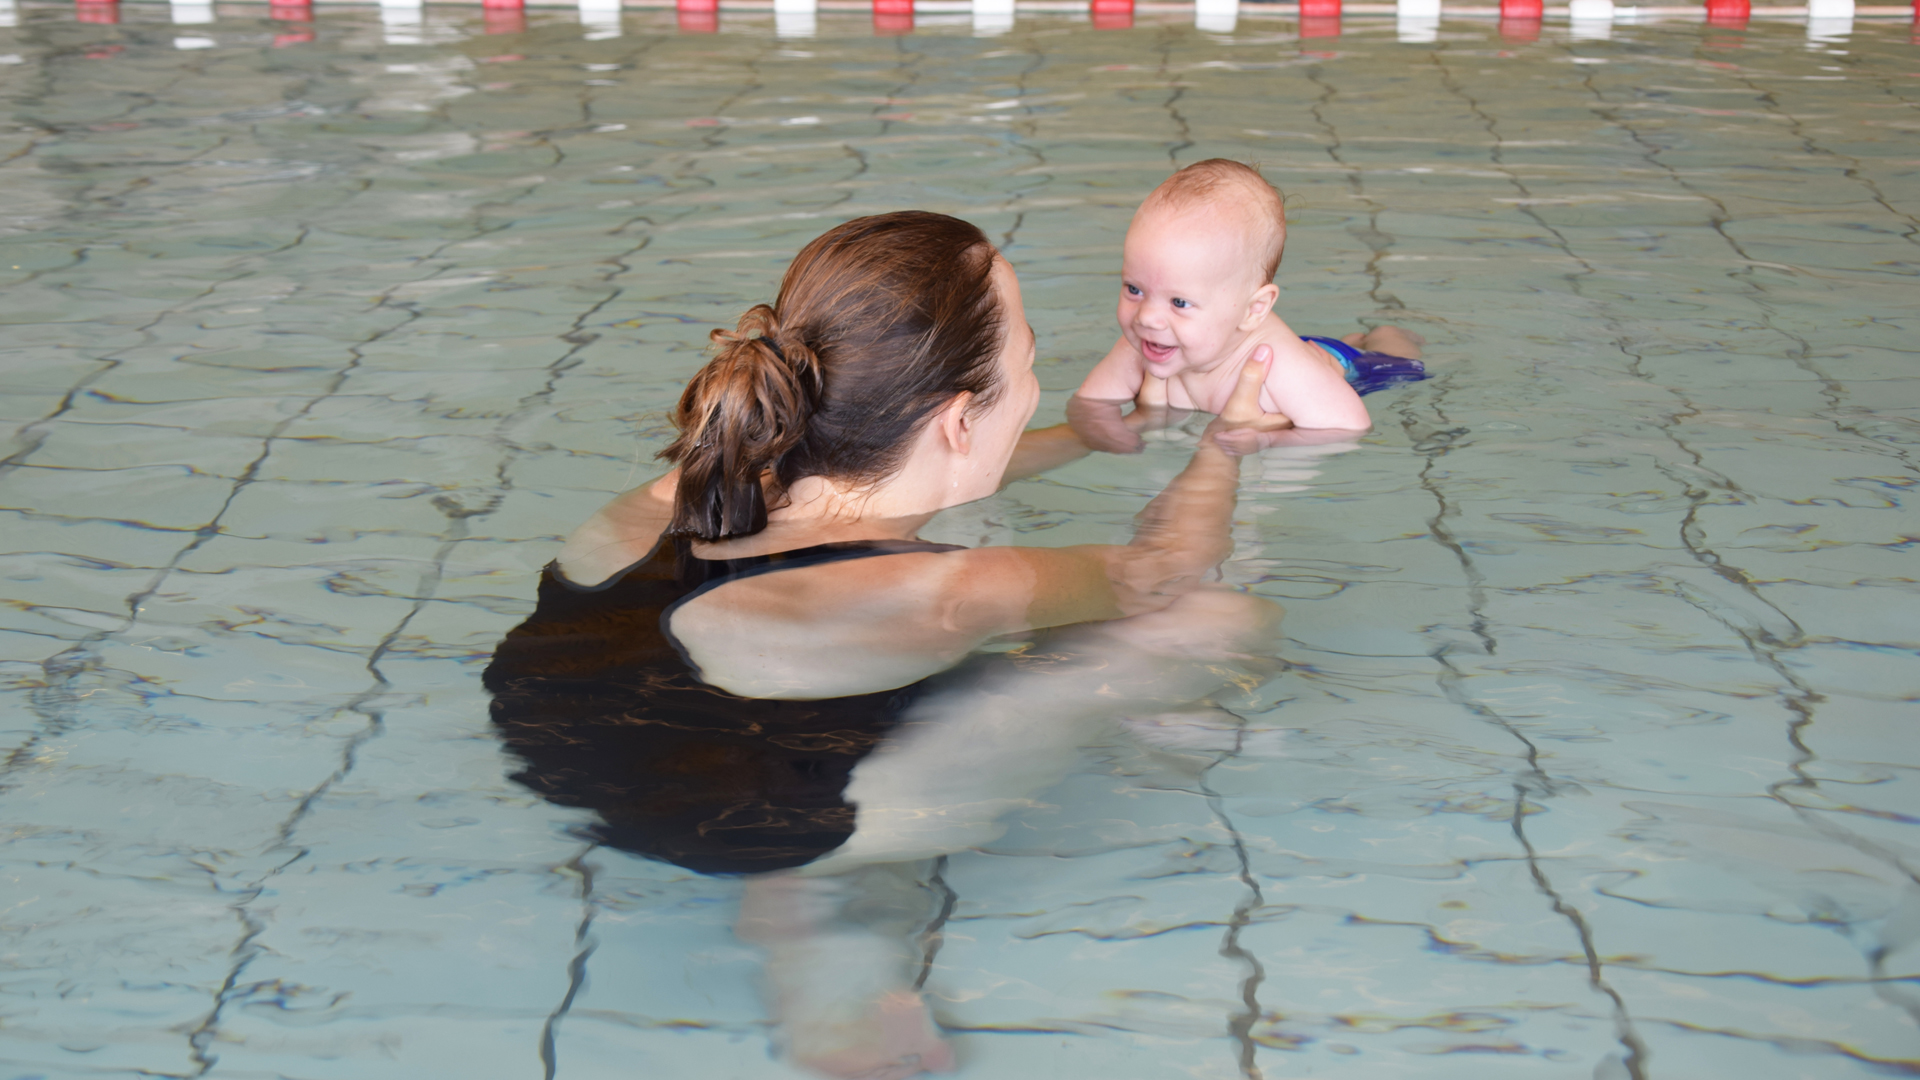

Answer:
[668,545,1067,698]
[683,543,1108,655]
[554,471,677,587]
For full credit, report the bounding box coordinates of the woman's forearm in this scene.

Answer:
[1105,351,1286,609]
[1000,422,1094,485]
[1127,440,1239,572]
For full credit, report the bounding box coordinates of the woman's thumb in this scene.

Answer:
[1220,345,1273,425]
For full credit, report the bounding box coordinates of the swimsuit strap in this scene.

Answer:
[682,537,966,593]
[546,535,961,595]
[660,537,966,679]
[1299,334,1362,380]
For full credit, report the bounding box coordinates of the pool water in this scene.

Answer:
[2,5,1917,1078]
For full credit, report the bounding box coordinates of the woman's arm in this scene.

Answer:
[1000,398,1180,482]
[998,421,1096,484]
[936,348,1284,635]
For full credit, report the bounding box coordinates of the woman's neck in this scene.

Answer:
[693,479,939,559]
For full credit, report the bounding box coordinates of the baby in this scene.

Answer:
[1074,159,1426,441]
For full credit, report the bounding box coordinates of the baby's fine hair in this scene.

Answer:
[1141,159,1287,283]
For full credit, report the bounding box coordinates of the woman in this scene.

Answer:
[485,211,1288,1079]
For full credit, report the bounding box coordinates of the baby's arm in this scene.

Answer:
[1068,337,1156,453]
[1076,336,1148,401]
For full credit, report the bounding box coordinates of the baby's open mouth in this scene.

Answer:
[1141,340,1176,365]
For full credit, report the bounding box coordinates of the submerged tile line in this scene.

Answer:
[1430,47,1606,295]
[569,35,671,135]
[1640,1016,1920,1073]
[1510,783,1653,1080]
[0,237,346,789]
[1575,70,1919,914]
[1735,79,1920,251]
[913,854,958,992]
[1581,61,1920,471]
[109,296,509,1069]
[1602,317,1920,1026]
[0,226,313,483]
[539,845,601,1080]
[1303,66,1408,316]
[602,42,783,237]
[1150,37,1195,167]
[874,32,929,141]
[1486,70,1920,984]
[1460,62,1919,1034]
[987,41,1053,249]
[180,510,492,1077]
[171,191,633,1070]
[2,140,608,1061]
[1382,206,1642,1069]
[1390,377,1576,901]
[1199,721,1268,1080]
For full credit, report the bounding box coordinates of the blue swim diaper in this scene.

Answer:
[1300,334,1429,397]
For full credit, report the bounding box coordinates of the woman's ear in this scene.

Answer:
[935,391,976,456]
[1242,283,1279,331]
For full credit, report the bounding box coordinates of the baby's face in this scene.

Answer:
[1118,204,1268,380]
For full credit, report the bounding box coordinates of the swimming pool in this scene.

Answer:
[2,5,1916,1077]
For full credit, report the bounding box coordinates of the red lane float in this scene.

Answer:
[873,0,911,34]
[1498,15,1540,38]
[1497,0,1540,38]
[484,6,526,31]
[1091,0,1131,29]
[482,0,524,30]
[677,0,717,31]
[1704,0,1748,24]
[1299,0,1337,37]
[271,0,313,45]
[75,0,119,22]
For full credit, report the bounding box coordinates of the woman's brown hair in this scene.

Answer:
[660,211,1005,541]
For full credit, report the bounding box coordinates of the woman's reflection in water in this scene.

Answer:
[484,212,1307,1079]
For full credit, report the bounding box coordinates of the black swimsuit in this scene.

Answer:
[482,534,963,876]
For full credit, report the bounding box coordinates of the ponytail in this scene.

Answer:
[662,305,824,540]
[657,211,1005,543]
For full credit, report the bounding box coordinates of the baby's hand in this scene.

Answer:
[1208,346,1295,456]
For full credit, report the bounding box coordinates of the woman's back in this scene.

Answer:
[484,528,968,875]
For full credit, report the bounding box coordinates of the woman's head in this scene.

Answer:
[662,211,1027,541]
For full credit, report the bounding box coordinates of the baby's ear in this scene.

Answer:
[1242,283,1279,330]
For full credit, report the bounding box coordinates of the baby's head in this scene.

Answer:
[1119,159,1287,378]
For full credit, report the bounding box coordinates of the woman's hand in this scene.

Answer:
[1206,347,1294,455]
[1206,346,1373,453]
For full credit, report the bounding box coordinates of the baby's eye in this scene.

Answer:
[1124,283,1142,297]
[1170,297,1191,309]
